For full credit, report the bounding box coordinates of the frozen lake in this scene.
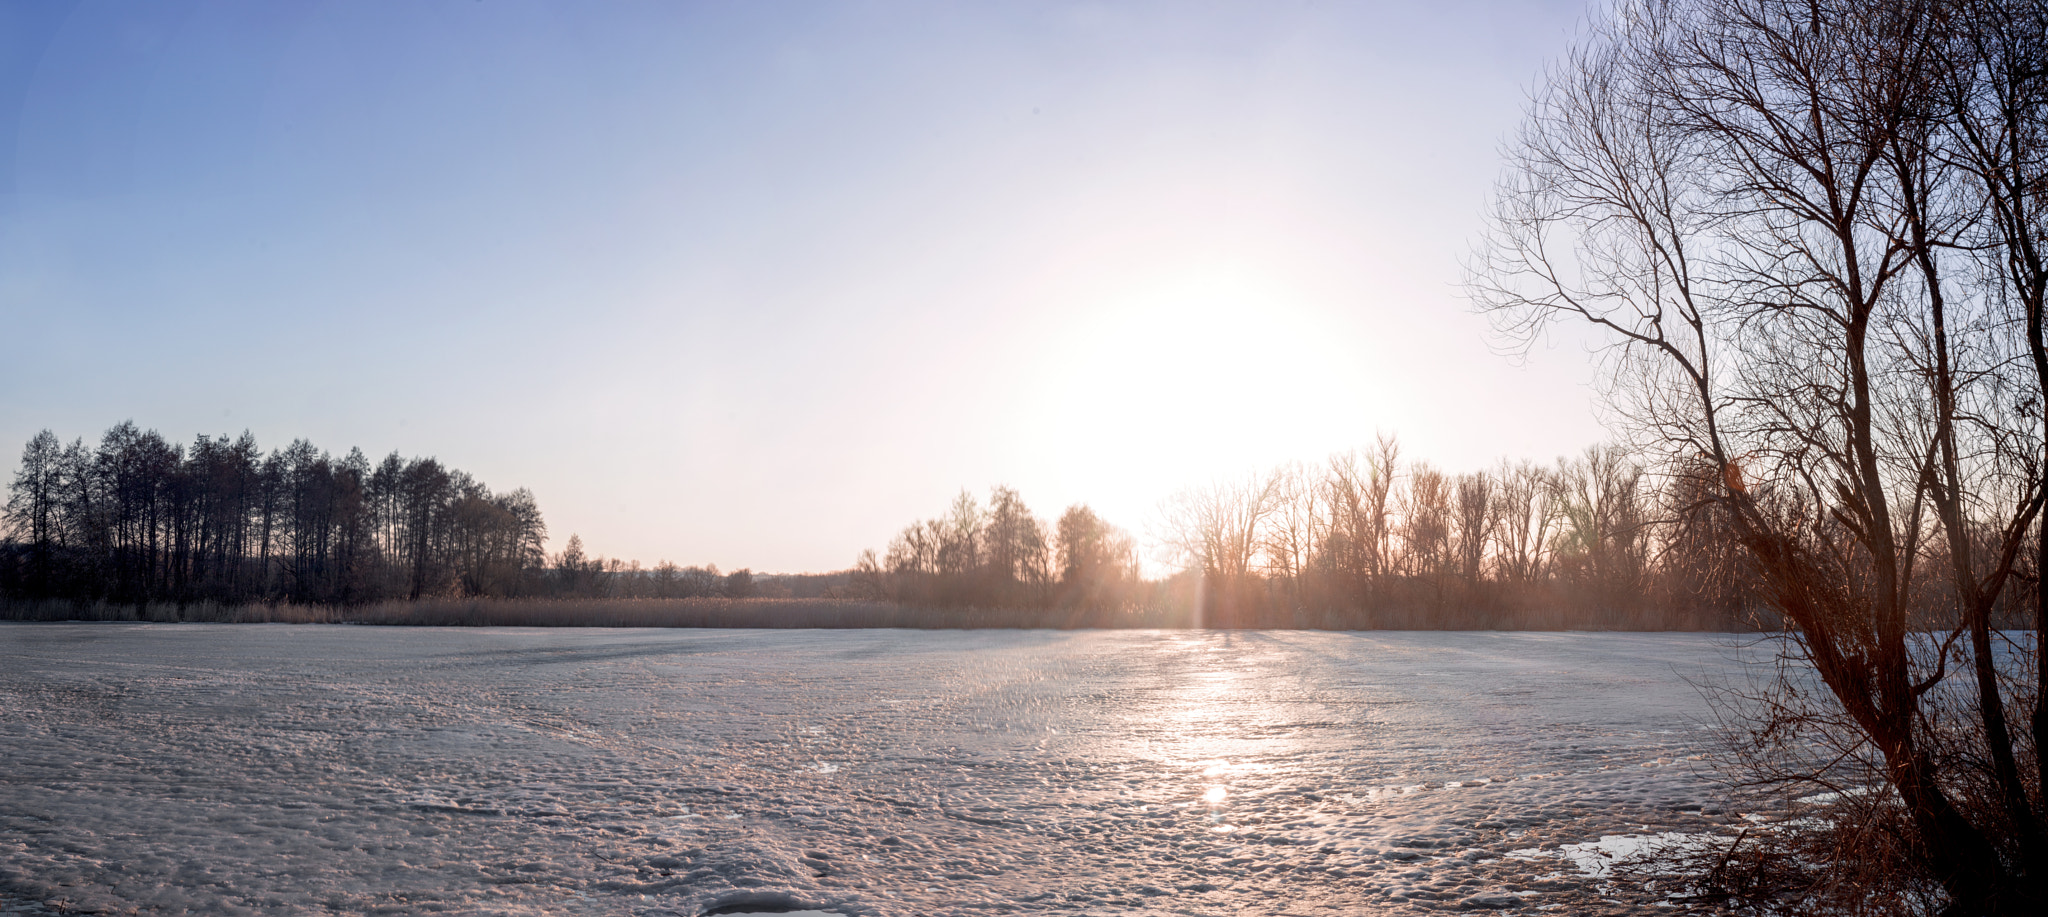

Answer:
[0,625,1760,915]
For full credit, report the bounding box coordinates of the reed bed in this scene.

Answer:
[0,596,1749,630]
[0,597,1194,629]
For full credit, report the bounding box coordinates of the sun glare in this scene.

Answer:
[1021,261,1368,510]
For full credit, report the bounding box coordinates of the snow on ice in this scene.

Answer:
[0,625,1765,915]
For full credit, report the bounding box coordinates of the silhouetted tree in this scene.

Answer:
[1550,445,1647,621]
[1474,0,2048,908]
[722,568,756,599]
[1,422,552,607]
[4,431,61,597]
[1452,470,1499,615]
[1401,463,1452,615]
[1160,473,1281,626]
[1263,463,1321,611]
[1054,504,1139,613]
[1493,459,1557,591]
[983,486,1049,607]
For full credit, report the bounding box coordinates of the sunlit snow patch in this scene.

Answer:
[1508,832,1729,879]
[1795,785,1877,805]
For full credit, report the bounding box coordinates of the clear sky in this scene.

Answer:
[1,0,1607,574]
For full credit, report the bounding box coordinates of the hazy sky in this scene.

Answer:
[2,0,1607,573]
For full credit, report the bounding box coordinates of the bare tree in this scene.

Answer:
[1363,435,1400,584]
[1159,473,1282,626]
[1452,470,1500,592]
[1320,450,1373,603]
[1494,459,1558,589]
[1475,0,2048,909]
[984,485,1050,607]
[3,431,62,597]
[1055,504,1139,612]
[1318,435,1402,611]
[1263,462,1322,609]
[1550,445,1648,618]
[938,490,983,579]
[1657,454,1757,627]
[1401,463,1451,587]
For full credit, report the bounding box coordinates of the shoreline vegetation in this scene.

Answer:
[0,596,1756,631]
[2,423,1811,632]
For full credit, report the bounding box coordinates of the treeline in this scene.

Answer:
[0,422,769,609]
[0,422,1779,629]
[848,488,1145,620]
[0,423,549,605]
[551,539,859,599]
[547,534,765,600]
[857,437,1763,630]
[1152,438,1759,629]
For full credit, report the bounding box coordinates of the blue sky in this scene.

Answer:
[2,0,1605,573]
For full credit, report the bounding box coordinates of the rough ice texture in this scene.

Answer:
[0,625,1759,915]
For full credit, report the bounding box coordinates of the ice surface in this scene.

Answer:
[710,912,840,917]
[0,625,1764,915]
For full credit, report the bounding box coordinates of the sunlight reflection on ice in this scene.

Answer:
[1132,635,1325,815]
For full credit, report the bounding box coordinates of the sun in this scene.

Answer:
[1018,261,1368,505]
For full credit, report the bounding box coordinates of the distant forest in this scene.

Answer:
[3,423,1821,630]
[853,436,1777,630]
[0,422,775,608]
